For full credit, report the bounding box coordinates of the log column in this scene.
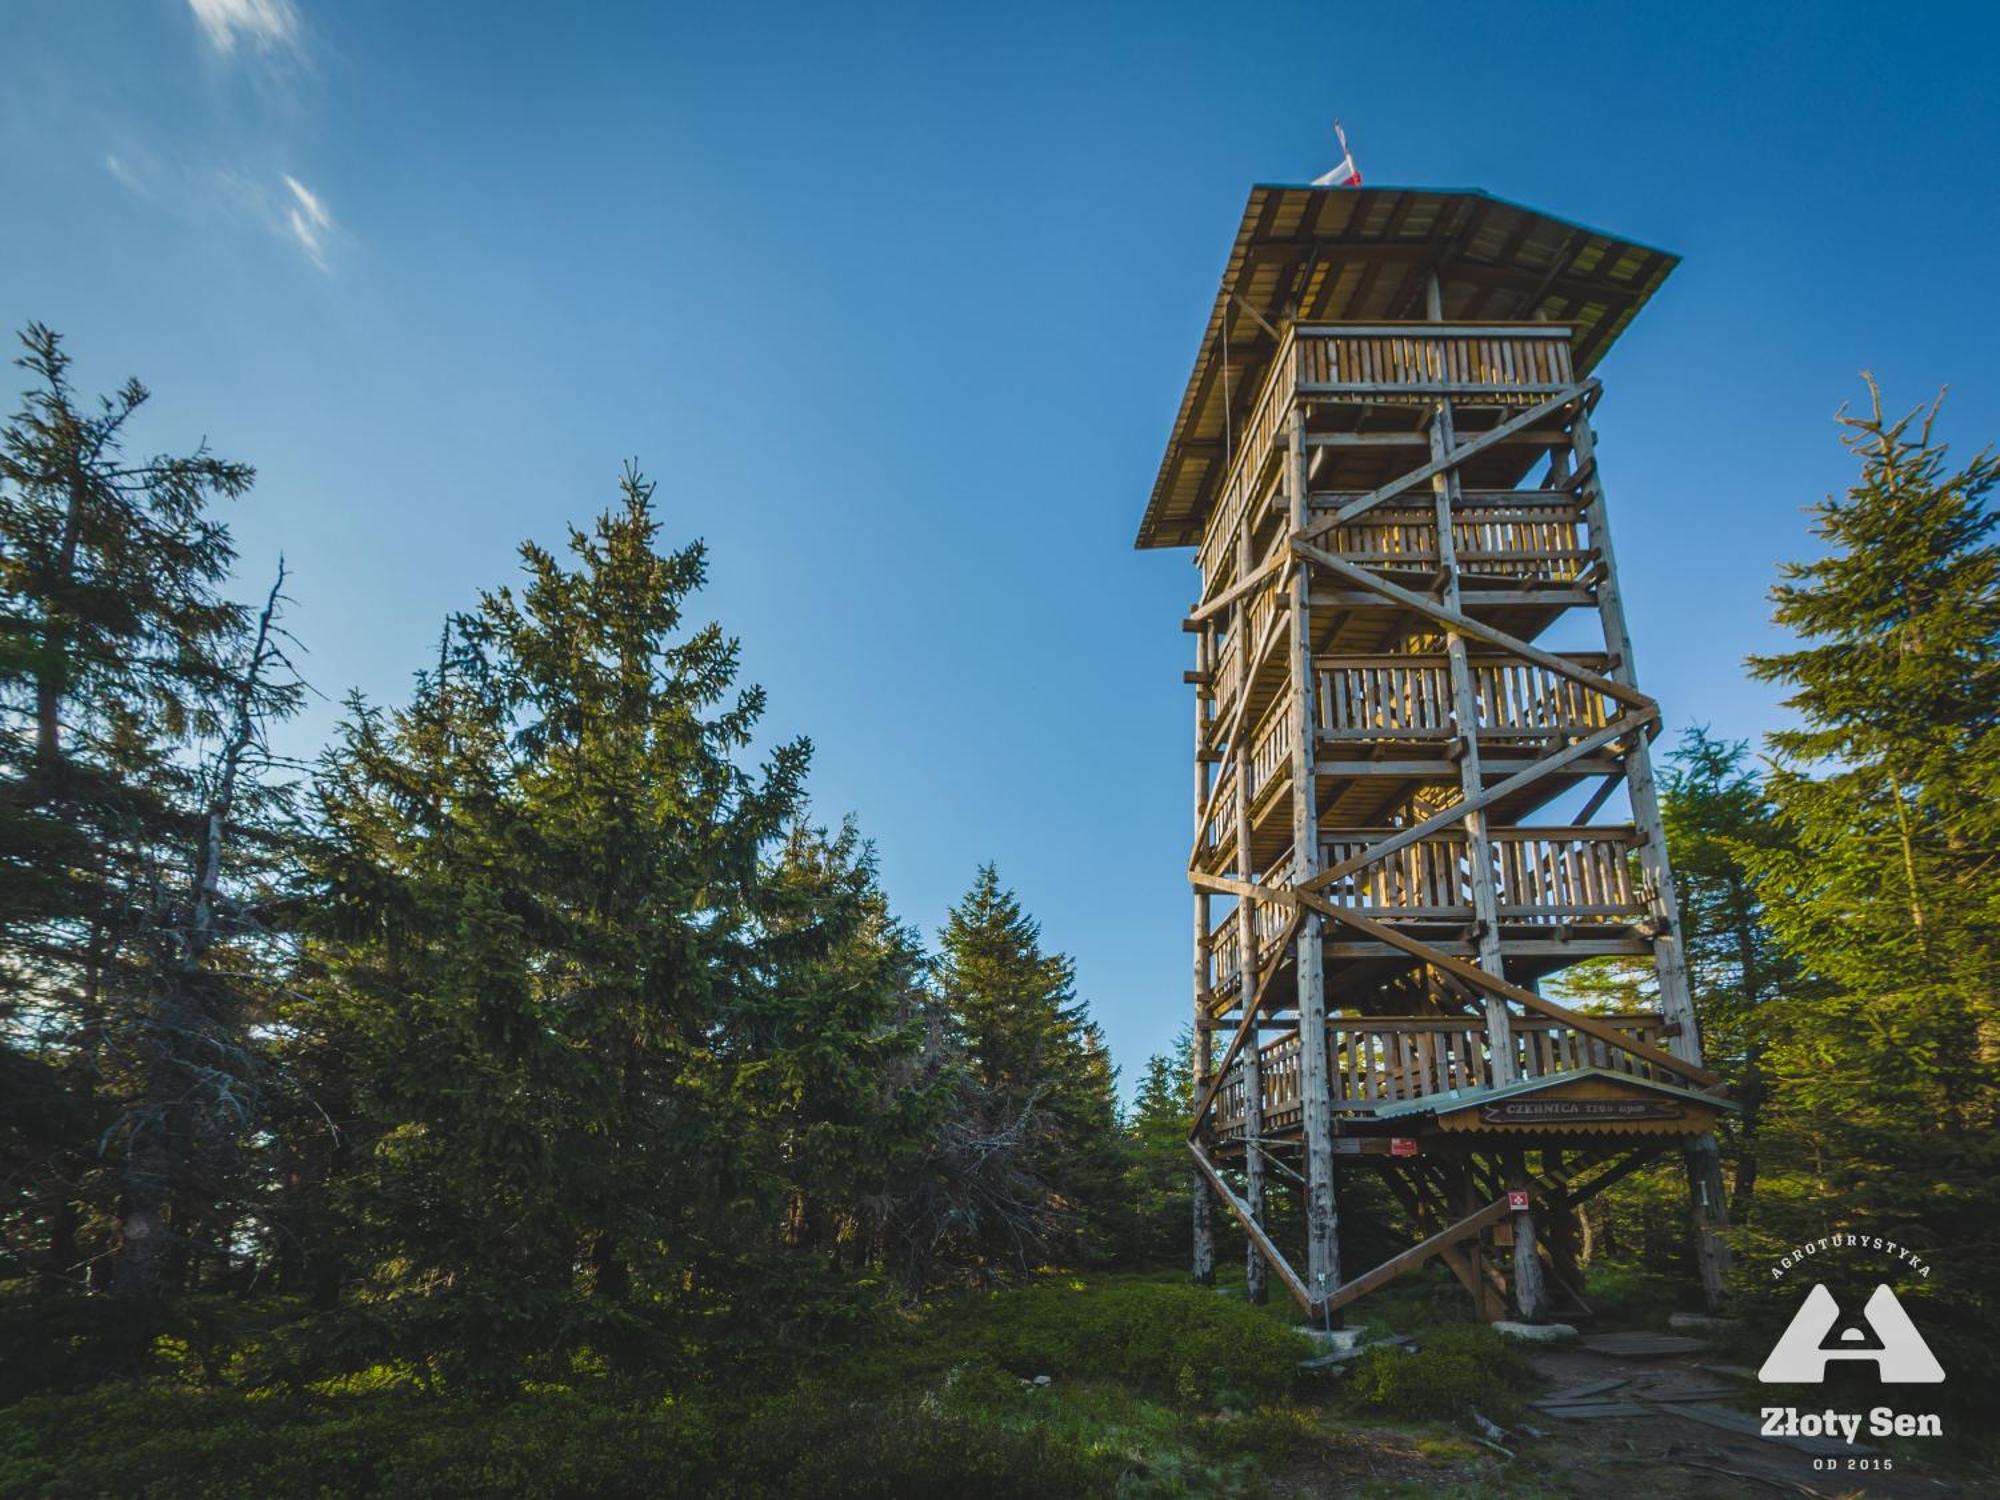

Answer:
[1568,406,1732,1311]
[1286,404,1341,1319]
[1232,516,1267,1304]
[1426,273,1540,1319]
[1191,622,1217,1286]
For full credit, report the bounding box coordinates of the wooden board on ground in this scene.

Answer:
[1535,1377,1629,1406]
[1661,1399,1878,1458]
[1538,1401,1652,1419]
[1636,1384,1737,1403]
[1578,1331,1708,1358]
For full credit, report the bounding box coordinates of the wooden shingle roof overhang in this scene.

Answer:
[1135,185,1681,550]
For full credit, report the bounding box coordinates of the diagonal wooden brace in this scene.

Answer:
[1188,549,1287,627]
[1188,903,1303,1135]
[1321,1195,1514,1315]
[1187,1137,1315,1310]
[1302,710,1655,895]
[1291,537,1655,714]
[1297,381,1598,545]
[1291,885,1717,1088]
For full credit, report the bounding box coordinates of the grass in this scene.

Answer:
[0,1267,1559,1499]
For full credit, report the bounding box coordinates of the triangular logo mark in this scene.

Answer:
[1759,1283,1945,1384]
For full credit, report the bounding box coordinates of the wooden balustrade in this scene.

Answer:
[1311,502,1589,583]
[1247,701,1294,800]
[1317,653,1614,743]
[1208,857,1295,998]
[1209,1012,1671,1135]
[1316,826,1643,924]
[1294,323,1575,399]
[1196,331,1299,587]
[1196,324,1578,593]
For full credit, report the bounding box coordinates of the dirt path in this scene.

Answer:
[1504,1342,1958,1499]
[1270,1340,1968,1498]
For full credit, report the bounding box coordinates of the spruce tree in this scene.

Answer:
[1740,382,1998,1383]
[1120,1029,1194,1264]
[934,866,1122,1265]
[0,324,296,1316]
[300,466,810,1390]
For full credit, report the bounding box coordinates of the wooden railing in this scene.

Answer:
[1317,653,1615,743]
[1210,1012,1671,1135]
[1209,576,1284,726]
[1247,701,1294,801]
[1196,324,1578,592]
[1196,333,1300,588]
[1208,858,1295,998]
[1329,1013,1674,1109]
[1294,323,1575,399]
[1310,500,1589,583]
[1316,826,1644,924]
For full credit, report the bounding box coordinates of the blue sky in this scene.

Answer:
[3,1,1995,1092]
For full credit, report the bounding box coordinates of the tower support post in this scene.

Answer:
[1569,408,1733,1305]
[1429,390,1516,1084]
[1232,517,1267,1304]
[1190,624,1218,1286]
[1286,407,1341,1319]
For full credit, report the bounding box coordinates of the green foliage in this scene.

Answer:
[913,1276,1311,1409]
[0,1383,1112,1500]
[1344,1325,1534,1422]
[933,866,1126,1266]
[1730,384,2000,1395]
[0,322,300,1314]
[1117,1030,1195,1265]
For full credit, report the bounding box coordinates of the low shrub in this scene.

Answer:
[1344,1323,1535,1421]
[718,1391,1111,1499]
[920,1277,1312,1408]
[0,1381,1112,1500]
[0,1386,711,1500]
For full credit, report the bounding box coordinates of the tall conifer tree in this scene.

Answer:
[1740,383,1998,1380]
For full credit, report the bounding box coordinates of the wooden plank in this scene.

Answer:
[1294,380,1596,545]
[1539,1402,1652,1420]
[1292,537,1654,713]
[1579,1332,1709,1358]
[1535,1377,1630,1405]
[1322,1195,1511,1314]
[1291,886,1717,1088]
[1186,1138,1313,1310]
[1661,1401,1876,1458]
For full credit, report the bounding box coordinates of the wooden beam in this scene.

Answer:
[1187,906,1302,1133]
[1552,1147,1666,1214]
[1188,549,1286,627]
[1186,1139,1315,1311]
[1290,886,1717,1088]
[1295,381,1596,545]
[1301,712,1655,894]
[1290,538,1655,713]
[1323,1195,1513,1314]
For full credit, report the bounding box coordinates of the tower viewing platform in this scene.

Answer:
[1146,184,1735,1324]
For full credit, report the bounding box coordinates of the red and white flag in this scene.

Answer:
[1311,120,1363,188]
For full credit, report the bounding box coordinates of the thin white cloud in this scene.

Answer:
[188,0,300,56]
[104,153,145,194]
[281,173,333,269]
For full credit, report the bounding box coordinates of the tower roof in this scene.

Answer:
[1136,185,1680,549]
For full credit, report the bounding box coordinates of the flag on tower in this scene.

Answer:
[1311,120,1363,187]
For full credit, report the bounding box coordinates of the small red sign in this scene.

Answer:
[1389,1137,1419,1157]
[1508,1190,1530,1211]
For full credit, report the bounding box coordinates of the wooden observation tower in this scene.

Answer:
[1140,185,1735,1324]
